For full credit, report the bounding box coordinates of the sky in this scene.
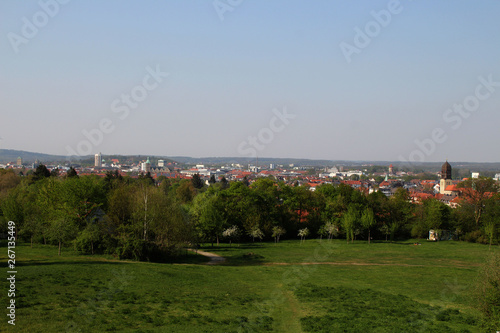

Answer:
[1,0,500,163]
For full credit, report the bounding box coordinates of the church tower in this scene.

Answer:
[439,161,453,194]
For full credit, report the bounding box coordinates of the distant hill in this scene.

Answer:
[0,150,179,166]
[168,156,338,167]
[0,149,77,164]
[1,150,499,173]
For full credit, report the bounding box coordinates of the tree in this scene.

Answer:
[272,226,286,243]
[482,196,500,249]
[360,207,375,244]
[138,172,154,186]
[220,176,229,189]
[248,226,264,242]
[342,206,357,243]
[320,221,338,241]
[33,164,50,181]
[298,227,309,243]
[191,173,204,189]
[48,214,77,256]
[424,199,451,241]
[474,252,500,331]
[222,225,240,246]
[380,223,390,242]
[50,168,60,177]
[176,181,197,203]
[457,177,499,226]
[0,169,21,198]
[66,167,78,178]
[192,192,227,246]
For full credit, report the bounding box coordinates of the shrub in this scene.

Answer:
[474,252,500,331]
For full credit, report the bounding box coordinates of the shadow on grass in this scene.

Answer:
[218,252,267,266]
[199,243,265,252]
[18,252,211,266]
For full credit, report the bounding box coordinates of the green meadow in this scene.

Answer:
[1,239,493,332]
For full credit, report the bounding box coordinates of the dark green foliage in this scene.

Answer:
[474,252,500,331]
[33,164,51,180]
[66,166,78,178]
[191,173,204,189]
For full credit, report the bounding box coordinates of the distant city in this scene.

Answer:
[3,149,500,209]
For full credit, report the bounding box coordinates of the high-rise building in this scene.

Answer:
[158,160,165,167]
[95,153,102,167]
[16,157,22,166]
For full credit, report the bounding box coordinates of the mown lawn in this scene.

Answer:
[0,239,493,332]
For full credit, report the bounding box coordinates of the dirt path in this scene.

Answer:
[188,249,226,265]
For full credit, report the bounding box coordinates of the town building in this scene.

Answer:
[439,161,453,195]
[141,157,151,173]
[95,153,102,167]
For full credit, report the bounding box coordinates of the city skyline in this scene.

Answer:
[2,1,500,162]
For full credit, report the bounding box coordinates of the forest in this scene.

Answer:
[0,165,498,260]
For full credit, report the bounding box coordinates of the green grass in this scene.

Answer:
[0,239,493,332]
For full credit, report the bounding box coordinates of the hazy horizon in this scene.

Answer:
[2,1,500,163]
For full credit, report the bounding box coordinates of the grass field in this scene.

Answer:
[0,239,494,332]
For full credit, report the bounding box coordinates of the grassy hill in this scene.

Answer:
[1,239,491,332]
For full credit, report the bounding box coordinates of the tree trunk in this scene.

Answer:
[217,235,219,246]
[144,196,148,241]
[30,236,33,248]
[91,241,94,255]
[58,241,61,256]
[368,230,371,244]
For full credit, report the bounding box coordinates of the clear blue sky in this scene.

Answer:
[1,0,499,162]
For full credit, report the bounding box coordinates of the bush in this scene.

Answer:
[462,230,485,243]
[474,252,500,331]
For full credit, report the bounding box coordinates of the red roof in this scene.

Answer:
[445,185,458,191]
[343,180,361,185]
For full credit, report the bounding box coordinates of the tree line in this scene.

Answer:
[0,165,499,260]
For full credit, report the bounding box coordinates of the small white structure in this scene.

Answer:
[429,229,454,241]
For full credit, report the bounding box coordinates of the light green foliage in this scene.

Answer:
[360,207,375,243]
[248,226,264,242]
[342,206,357,243]
[192,191,227,246]
[298,227,309,242]
[223,225,240,246]
[271,226,286,243]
